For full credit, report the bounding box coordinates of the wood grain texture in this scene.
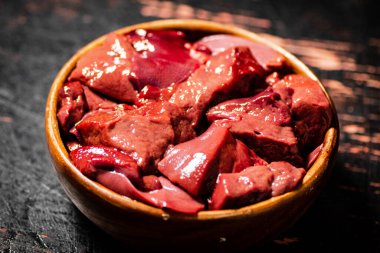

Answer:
[0,0,379,252]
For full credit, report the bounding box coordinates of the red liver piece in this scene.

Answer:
[306,144,323,169]
[96,172,204,214]
[69,33,137,102]
[209,161,305,210]
[232,140,268,173]
[82,85,117,111]
[272,74,332,152]
[74,101,194,172]
[194,34,287,71]
[207,87,303,166]
[207,87,292,126]
[209,166,274,210]
[169,46,265,127]
[70,146,203,213]
[57,81,87,133]
[141,175,162,191]
[70,146,140,185]
[125,29,201,90]
[268,161,306,196]
[157,124,236,197]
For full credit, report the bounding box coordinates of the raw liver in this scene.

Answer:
[272,74,332,152]
[194,34,287,71]
[74,102,194,172]
[57,81,87,133]
[69,33,137,102]
[169,46,265,127]
[209,161,305,210]
[157,124,235,197]
[207,88,303,166]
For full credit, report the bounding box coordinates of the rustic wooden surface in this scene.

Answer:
[0,0,379,252]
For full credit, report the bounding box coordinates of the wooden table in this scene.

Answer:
[0,0,379,252]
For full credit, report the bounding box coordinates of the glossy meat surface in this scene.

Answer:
[170,46,265,127]
[208,88,303,166]
[58,31,332,213]
[272,74,332,152]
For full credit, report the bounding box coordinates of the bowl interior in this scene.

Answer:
[45,19,339,221]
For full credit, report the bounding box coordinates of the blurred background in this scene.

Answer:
[0,0,379,252]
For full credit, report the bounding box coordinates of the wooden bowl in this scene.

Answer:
[45,19,339,252]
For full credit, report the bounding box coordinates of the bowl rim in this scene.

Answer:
[45,19,339,221]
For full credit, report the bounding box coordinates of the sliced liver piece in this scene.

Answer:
[69,33,137,102]
[209,161,305,210]
[268,161,306,197]
[170,46,265,127]
[82,85,117,111]
[194,34,287,71]
[207,88,303,166]
[209,166,274,210]
[272,74,332,152]
[57,81,87,133]
[207,87,292,126]
[232,140,268,173]
[141,175,162,192]
[157,124,236,197]
[70,146,204,213]
[74,102,194,172]
[70,146,140,185]
[96,172,204,214]
[306,144,323,169]
[125,29,200,90]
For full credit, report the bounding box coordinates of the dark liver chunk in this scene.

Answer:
[194,34,287,71]
[125,29,201,90]
[74,102,194,173]
[157,124,236,197]
[70,146,140,185]
[69,33,137,102]
[82,85,117,111]
[70,146,204,214]
[207,88,303,166]
[209,165,274,210]
[96,172,204,214]
[209,161,305,210]
[272,74,332,152]
[268,161,306,196]
[232,140,268,173]
[169,46,265,127]
[57,81,87,133]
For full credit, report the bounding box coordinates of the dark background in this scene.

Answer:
[0,0,379,252]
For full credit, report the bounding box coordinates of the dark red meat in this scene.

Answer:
[157,124,236,197]
[209,161,305,210]
[306,144,323,169]
[232,140,268,173]
[60,31,333,214]
[141,175,162,191]
[70,146,140,185]
[209,166,274,210]
[268,161,306,196]
[272,74,332,152]
[169,46,266,127]
[207,88,303,166]
[125,29,201,90]
[96,172,204,214]
[70,146,204,213]
[82,85,118,111]
[194,34,287,71]
[69,33,137,102]
[57,81,87,133]
[74,101,194,172]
